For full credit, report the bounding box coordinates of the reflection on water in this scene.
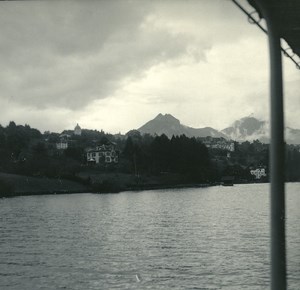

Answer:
[0,183,299,289]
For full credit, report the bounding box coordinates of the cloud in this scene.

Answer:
[0,0,299,133]
[0,0,206,111]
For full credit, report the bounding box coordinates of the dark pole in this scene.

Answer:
[254,1,286,289]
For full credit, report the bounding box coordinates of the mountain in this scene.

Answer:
[222,116,300,144]
[137,113,227,139]
[221,117,269,142]
[136,114,300,144]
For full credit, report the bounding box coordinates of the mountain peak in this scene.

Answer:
[222,116,267,141]
[154,113,180,124]
[137,113,226,139]
[233,116,264,129]
[135,114,300,144]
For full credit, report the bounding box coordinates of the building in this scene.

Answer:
[86,143,119,164]
[250,167,267,180]
[56,141,68,150]
[203,137,235,152]
[55,134,70,150]
[74,123,82,136]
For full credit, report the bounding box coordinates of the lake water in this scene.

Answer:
[0,183,299,289]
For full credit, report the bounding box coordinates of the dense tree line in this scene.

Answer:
[122,132,212,182]
[1,121,300,184]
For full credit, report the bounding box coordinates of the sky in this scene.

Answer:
[0,0,299,134]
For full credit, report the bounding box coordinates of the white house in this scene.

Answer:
[250,168,267,179]
[56,141,68,150]
[86,144,119,164]
[204,139,235,152]
[56,134,70,150]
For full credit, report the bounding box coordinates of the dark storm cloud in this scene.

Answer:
[0,0,205,110]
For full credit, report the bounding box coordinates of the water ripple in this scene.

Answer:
[0,184,299,289]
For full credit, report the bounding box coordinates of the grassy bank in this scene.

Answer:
[79,171,212,193]
[0,172,89,197]
[0,171,214,197]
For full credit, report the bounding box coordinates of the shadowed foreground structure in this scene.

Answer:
[233,1,300,289]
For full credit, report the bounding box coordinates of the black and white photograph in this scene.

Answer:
[0,0,299,289]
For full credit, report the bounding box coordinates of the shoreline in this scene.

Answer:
[0,184,214,198]
[0,180,214,198]
[124,182,213,192]
[0,172,89,198]
[1,189,90,198]
[0,171,277,198]
[1,178,272,199]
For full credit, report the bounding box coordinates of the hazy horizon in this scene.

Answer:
[1,112,272,135]
[1,0,299,134]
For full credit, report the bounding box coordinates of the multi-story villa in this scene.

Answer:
[86,143,119,164]
[55,134,71,150]
[56,141,68,150]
